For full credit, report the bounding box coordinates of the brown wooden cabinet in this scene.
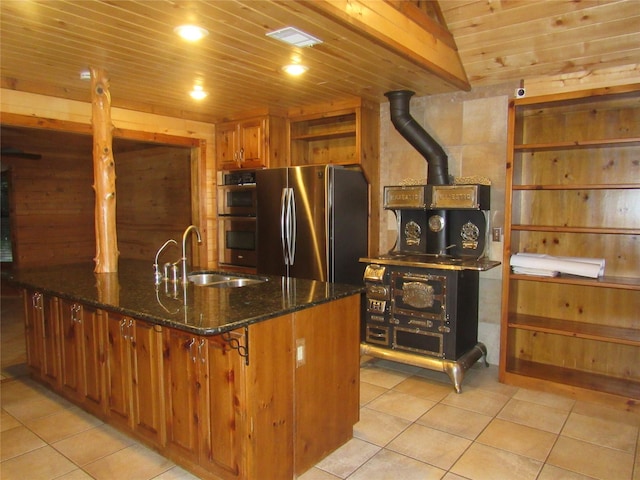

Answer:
[104,312,165,446]
[23,290,44,376]
[162,327,246,479]
[162,294,360,480]
[58,299,104,415]
[216,115,286,170]
[21,287,360,480]
[23,289,60,388]
[162,327,206,463]
[288,98,378,169]
[500,84,640,405]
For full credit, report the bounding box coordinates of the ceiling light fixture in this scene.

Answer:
[266,27,322,47]
[282,64,309,76]
[190,85,208,100]
[174,24,209,42]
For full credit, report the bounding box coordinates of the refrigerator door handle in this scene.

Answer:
[280,187,289,265]
[288,188,296,265]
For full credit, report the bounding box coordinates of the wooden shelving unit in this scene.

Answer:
[499,84,640,407]
[289,110,358,166]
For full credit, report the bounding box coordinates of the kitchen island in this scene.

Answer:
[5,260,363,480]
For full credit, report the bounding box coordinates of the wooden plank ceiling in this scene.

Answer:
[1,0,639,124]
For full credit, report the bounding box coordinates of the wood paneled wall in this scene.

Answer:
[116,146,191,262]
[4,145,95,267]
[3,135,192,267]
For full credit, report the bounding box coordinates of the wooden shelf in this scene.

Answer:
[514,137,640,151]
[508,313,640,346]
[505,358,640,400]
[509,272,640,290]
[513,184,639,190]
[511,225,640,235]
[290,129,356,141]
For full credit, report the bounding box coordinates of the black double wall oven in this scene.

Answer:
[217,170,257,269]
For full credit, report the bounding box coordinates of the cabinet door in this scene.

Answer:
[59,299,83,400]
[105,313,132,425]
[130,320,164,445]
[81,306,104,415]
[238,118,265,168]
[163,327,201,462]
[200,332,245,477]
[41,295,60,387]
[23,290,44,374]
[216,122,240,170]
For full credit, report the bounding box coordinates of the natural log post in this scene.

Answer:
[95,272,120,306]
[90,67,119,272]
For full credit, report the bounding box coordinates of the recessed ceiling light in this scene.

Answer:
[190,85,208,100]
[266,27,322,47]
[174,24,209,42]
[282,64,309,76]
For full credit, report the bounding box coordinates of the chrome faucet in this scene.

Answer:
[153,239,178,284]
[181,225,202,284]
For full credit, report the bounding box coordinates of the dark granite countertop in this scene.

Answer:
[3,260,365,335]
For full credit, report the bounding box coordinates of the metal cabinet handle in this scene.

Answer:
[198,339,206,364]
[71,304,82,323]
[119,318,133,341]
[186,337,196,363]
[127,319,134,342]
[32,292,42,310]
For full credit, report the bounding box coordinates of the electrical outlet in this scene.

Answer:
[492,227,502,242]
[295,338,306,367]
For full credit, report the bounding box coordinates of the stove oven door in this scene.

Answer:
[390,272,448,357]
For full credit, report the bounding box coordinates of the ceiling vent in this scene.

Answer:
[266,27,322,47]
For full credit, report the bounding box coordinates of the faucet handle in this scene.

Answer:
[153,264,163,285]
[170,263,180,283]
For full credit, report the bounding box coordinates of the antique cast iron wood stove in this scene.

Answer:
[361,91,500,393]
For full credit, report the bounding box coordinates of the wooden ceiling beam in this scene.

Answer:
[302,0,470,92]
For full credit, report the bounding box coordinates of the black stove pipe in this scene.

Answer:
[385,89,450,255]
[385,90,450,185]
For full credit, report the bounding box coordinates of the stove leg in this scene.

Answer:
[478,342,489,367]
[443,361,464,393]
[444,342,488,393]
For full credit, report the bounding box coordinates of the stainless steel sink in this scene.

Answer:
[187,272,265,288]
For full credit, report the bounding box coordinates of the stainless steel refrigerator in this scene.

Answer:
[256,165,368,285]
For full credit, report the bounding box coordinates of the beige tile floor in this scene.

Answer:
[2,291,639,480]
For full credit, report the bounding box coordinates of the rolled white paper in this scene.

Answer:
[510,253,605,278]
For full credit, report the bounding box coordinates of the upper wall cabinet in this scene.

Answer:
[288,98,378,170]
[500,84,640,406]
[216,115,286,170]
